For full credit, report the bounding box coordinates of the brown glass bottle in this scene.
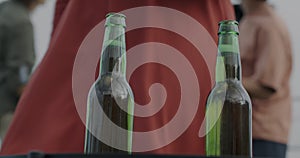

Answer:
[205,20,252,157]
[84,13,134,154]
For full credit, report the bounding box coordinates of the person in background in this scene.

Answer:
[0,0,235,155]
[239,0,293,157]
[0,0,45,144]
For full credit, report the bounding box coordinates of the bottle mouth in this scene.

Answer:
[105,12,126,27]
[218,20,239,35]
[218,20,239,26]
[106,13,126,19]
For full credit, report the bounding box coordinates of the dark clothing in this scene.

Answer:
[0,0,35,115]
[233,5,244,22]
[253,139,287,158]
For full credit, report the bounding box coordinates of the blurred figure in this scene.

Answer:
[239,0,292,157]
[0,0,45,143]
[1,0,234,155]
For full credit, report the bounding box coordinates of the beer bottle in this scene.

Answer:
[84,13,134,154]
[205,20,252,157]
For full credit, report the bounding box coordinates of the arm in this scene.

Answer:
[243,76,275,99]
[242,24,286,100]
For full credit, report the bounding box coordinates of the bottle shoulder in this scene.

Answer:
[208,80,251,105]
[88,73,133,99]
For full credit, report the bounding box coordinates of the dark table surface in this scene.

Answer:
[0,152,253,158]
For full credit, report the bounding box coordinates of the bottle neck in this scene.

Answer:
[99,25,126,77]
[215,33,241,83]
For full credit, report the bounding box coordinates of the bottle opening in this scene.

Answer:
[106,13,126,19]
[218,20,239,35]
[105,12,126,28]
[218,20,239,26]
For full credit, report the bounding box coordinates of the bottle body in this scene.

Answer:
[84,73,134,153]
[205,20,252,157]
[84,13,134,153]
[206,79,251,156]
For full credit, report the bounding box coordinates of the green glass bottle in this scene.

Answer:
[84,13,134,154]
[205,20,252,157]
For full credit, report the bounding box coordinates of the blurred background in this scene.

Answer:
[274,0,300,156]
[232,0,299,157]
[0,0,298,157]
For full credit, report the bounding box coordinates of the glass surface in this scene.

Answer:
[84,13,134,154]
[205,20,252,157]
